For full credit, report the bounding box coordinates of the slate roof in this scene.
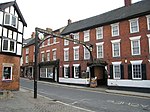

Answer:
[61,0,150,35]
[23,38,35,47]
[0,1,27,27]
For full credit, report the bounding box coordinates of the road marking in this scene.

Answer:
[21,86,95,112]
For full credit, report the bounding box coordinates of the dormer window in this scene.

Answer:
[4,13,18,28]
[2,39,16,53]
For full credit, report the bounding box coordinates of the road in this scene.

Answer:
[20,78,150,112]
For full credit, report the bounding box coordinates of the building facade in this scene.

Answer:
[0,1,27,90]
[22,0,150,90]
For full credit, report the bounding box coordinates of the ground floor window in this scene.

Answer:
[73,64,80,78]
[64,65,69,78]
[2,63,13,81]
[40,67,53,79]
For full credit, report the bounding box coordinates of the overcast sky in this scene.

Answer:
[1,0,142,39]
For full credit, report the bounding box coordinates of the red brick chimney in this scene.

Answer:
[124,0,132,7]
[31,32,35,38]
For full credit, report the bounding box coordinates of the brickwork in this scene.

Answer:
[0,54,20,90]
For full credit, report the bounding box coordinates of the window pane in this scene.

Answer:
[11,16,17,27]
[10,40,15,52]
[132,64,142,79]
[40,68,46,78]
[3,67,11,80]
[5,14,10,24]
[74,66,79,78]
[3,40,8,50]
[47,67,53,78]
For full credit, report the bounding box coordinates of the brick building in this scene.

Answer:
[22,0,150,90]
[0,1,27,90]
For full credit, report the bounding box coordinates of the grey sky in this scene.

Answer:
[1,0,142,38]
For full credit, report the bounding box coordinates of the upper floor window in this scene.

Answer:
[64,39,69,46]
[52,49,56,60]
[53,37,56,43]
[111,39,121,57]
[96,27,103,39]
[147,34,150,54]
[46,51,50,61]
[41,52,45,62]
[73,46,79,60]
[74,33,79,44]
[2,39,16,53]
[130,36,141,56]
[84,30,90,42]
[4,13,18,28]
[111,23,119,37]
[84,47,90,60]
[26,48,29,54]
[47,39,50,45]
[146,15,150,30]
[64,48,69,61]
[129,18,139,33]
[25,55,28,63]
[96,42,104,58]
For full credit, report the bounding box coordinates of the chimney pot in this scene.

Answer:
[124,0,132,7]
[68,19,72,25]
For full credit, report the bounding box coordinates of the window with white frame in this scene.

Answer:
[111,39,121,57]
[112,62,121,79]
[73,46,79,60]
[84,47,90,60]
[53,37,56,43]
[73,64,80,78]
[47,39,50,45]
[96,27,103,39]
[130,60,142,79]
[84,30,90,42]
[40,68,46,78]
[111,23,119,37]
[26,48,29,54]
[64,39,69,46]
[130,36,141,55]
[2,39,16,53]
[52,49,56,60]
[64,48,69,61]
[46,51,50,61]
[4,13,18,28]
[129,18,139,33]
[96,42,104,58]
[2,63,13,81]
[74,33,79,44]
[25,55,28,63]
[146,15,150,30]
[41,52,45,62]
[64,65,69,78]
[147,34,150,54]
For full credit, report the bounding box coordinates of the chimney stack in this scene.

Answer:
[68,19,72,25]
[46,28,53,33]
[31,32,35,38]
[124,0,132,7]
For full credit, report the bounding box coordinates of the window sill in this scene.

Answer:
[2,80,12,82]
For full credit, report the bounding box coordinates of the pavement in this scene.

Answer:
[0,79,150,112]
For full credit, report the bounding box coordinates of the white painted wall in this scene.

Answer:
[59,78,90,85]
[108,79,150,88]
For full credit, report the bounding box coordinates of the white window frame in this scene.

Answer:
[26,48,29,54]
[47,38,50,45]
[96,42,104,58]
[73,64,80,78]
[84,30,90,42]
[41,51,45,62]
[73,46,79,60]
[2,39,16,53]
[64,65,69,78]
[4,13,18,28]
[52,48,57,60]
[147,34,150,54]
[2,63,13,81]
[74,33,79,44]
[64,39,69,46]
[64,48,69,61]
[130,36,141,55]
[96,27,103,39]
[112,62,121,79]
[111,23,119,37]
[111,39,121,57]
[129,18,139,33]
[146,15,150,30]
[46,50,50,61]
[53,37,56,43]
[25,55,28,63]
[84,46,90,60]
[130,60,143,80]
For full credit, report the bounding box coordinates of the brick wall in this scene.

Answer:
[0,54,20,90]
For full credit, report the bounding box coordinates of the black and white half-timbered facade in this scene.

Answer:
[0,1,27,90]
